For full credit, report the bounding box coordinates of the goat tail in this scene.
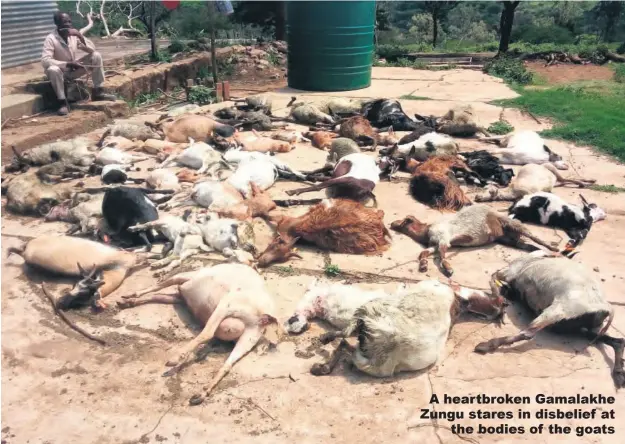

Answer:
[588,305,615,348]
[96,128,111,148]
[7,244,25,259]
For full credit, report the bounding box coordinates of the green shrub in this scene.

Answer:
[614,64,625,84]
[618,43,625,55]
[483,56,533,85]
[487,120,515,135]
[188,86,214,105]
[168,39,187,53]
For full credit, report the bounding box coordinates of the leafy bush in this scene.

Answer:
[614,65,625,84]
[168,39,187,53]
[487,120,515,135]
[513,24,575,45]
[483,56,533,85]
[188,86,215,105]
[618,43,625,55]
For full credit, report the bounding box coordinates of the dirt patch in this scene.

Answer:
[525,61,615,84]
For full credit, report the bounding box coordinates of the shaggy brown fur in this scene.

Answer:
[257,199,392,266]
[409,155,473,211]
[339,116,378,149]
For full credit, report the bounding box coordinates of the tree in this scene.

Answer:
[375,1,391,45]
[593,1,624,41]
[498,1,520,54]
[131,1,173,59]
[233,1,286,40]
[421,1,457,47]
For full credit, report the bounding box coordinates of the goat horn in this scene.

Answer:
[579,194,589,206]
[77,262,87,277]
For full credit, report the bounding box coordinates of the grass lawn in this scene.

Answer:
[496,79,625,162]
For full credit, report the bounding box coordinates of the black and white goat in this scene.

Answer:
[361,99,419,131]
[508,192,606,247]
[286,153,396,206]
[459,150,515,187]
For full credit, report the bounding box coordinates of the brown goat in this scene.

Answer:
[409,155,473,211]
[212,182,277,221]
[148,115,235,143]
[304,131,338,150]
[339,116,378,150]
[256,199,392,267]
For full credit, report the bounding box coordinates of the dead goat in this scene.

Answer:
[287,97,335,125]
[425,104,490,137]
[304,131,338,150]
[481,130,569,170]
[95,147,149,166]
[311,280,505,377]
[215,109,286,132]
[10,137,95,168]
[285,278,408,334]
[156,104,202,122]
[36,159,91,184]
[45,192,105,236]
[409,155,474,211]
[475,163,594,202]
[256,198,392,267]
[234,130,294,153]
[474,251,623,389]
[391,204,558,276]
[160,140,226,177]
[211,182,277,221]
[286,152,384,205]
[384,132,459,164]
[223,148,307,181]
[4,171,76,216]
[271,130,308,144]
[232,94,273,113]
[97,122,160,146]
[508,192,606,248]
[148,115,235,143]
[8,235,138,309]
[459,150,515,187]
[361,98,419,131]
[117,263,280,401]
[338,115,379,149]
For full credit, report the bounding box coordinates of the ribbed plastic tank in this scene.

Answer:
[285,1,375,92]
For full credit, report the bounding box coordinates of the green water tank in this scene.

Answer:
[285,1,376,92]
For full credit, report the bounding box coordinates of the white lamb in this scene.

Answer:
[482,130,569,170]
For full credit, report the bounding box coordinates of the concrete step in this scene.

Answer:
[1,93,45,122]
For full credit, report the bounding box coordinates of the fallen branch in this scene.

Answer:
[41,283,107,346]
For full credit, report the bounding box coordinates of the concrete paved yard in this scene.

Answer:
[2,68,625,444]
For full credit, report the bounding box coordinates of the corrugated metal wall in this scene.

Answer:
[1,0,58,68]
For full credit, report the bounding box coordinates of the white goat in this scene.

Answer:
[96,147,148,166]
[117,263,280,400]
[160,140,226,176]
[312,280,506,377]
[226,157,279,198]
[482,130,569,170]
[476,163,596,202]
[223,148,307,180]
[395,132,459,161]
[474,251,623,389]
[285,279,408,334]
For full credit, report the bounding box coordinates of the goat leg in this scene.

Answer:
[273,198,323,207]
[474,307,568,353]
[117,293,182,309]
[285,176,354,196]
[418,247,435,273]
[580,332,625,389]
[503,218,559,252]
[302,165,333,177]
[438,243,453,277]
[121,271,196,299]
[310,339,350,376]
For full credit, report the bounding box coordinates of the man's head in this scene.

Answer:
[53,12,72,34]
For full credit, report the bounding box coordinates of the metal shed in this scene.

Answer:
[1,0,58,69]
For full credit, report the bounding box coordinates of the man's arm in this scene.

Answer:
[77,35,96,53]
[41,35,67,70]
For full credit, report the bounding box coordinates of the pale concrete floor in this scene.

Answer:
[2,68,625,444]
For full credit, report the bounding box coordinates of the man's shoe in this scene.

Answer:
[58,104,69,116]
[91,87,117,101]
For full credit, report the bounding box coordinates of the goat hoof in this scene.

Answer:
[418,265,428,273]
[474,341,496,354]
[310,363,332,376]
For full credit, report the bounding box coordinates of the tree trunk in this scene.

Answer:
[498,2,519,55]
[149,1,157,60]
[209,3,219,86]
[432,9,438,47]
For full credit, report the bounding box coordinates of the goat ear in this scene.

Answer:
[409,146,416,156]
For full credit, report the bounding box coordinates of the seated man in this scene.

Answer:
[42,11,116,115]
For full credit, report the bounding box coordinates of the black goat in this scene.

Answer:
[459,150,515,187]
[101,186,169,250]
[361,99,419,131]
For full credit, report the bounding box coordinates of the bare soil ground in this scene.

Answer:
[525,61,616,84]
[2,66,625,444]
